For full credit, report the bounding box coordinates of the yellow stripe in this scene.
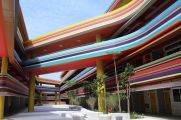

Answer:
[30,0,136,41]
[0,86,9,89]
[131,73,181,85]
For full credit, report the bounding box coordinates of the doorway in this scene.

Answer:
[149,91,157,114]
[163,90,172,114]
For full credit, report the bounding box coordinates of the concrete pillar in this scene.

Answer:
[39,91,42,105]
[59,92,61,104]
[0,57,8,119]
[28,73,35,112]
[96,34,106,113]
[39,84,42,105]
[55,92,57,105]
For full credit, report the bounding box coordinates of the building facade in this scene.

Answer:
[0,0,180,119]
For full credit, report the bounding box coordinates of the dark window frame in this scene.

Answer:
[172,88,181,102]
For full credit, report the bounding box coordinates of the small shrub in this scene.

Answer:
[71,97,80,105]
[107,93,119,112]
[86,97,97,110]
[130,112,144,119]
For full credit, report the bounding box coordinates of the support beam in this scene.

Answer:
[96,34,106,113]
[0,57,8,119]
[28,73,35,112]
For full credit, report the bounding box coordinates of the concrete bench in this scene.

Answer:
[83,111,102,118]
[110,113,130,120]
[71,113,86,120]
[99,114,111,120]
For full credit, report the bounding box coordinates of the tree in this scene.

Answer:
[64,79,77,104]
[64,79,75,86]
[83,75,107,112]
[83,79,98,97]
[113,54,121,112]
[119,63,135,113]
[66,90,74,105]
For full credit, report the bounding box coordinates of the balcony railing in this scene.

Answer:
[106,51,181,87]
[0,74,28,96]
[135,51,180,72]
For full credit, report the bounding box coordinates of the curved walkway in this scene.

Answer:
[23,1,181,74]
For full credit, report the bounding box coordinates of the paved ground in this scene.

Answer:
[4,105,181,120]
[5,105,99,120]
[132,114,181,120]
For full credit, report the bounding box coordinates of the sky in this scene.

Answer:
[20,0,114,80]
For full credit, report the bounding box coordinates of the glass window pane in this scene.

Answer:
[173,89,180,102]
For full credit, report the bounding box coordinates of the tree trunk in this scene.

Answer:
[113,56,121,112]
[127,83,130,113]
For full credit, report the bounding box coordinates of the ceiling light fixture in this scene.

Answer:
[59,45,63,48]
[77,40,81,43]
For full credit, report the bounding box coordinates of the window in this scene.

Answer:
[143,53,152,64]
[152,48,164,60]
[132,57,143,67]
[172,88,181,102]
[164,40,181,56]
